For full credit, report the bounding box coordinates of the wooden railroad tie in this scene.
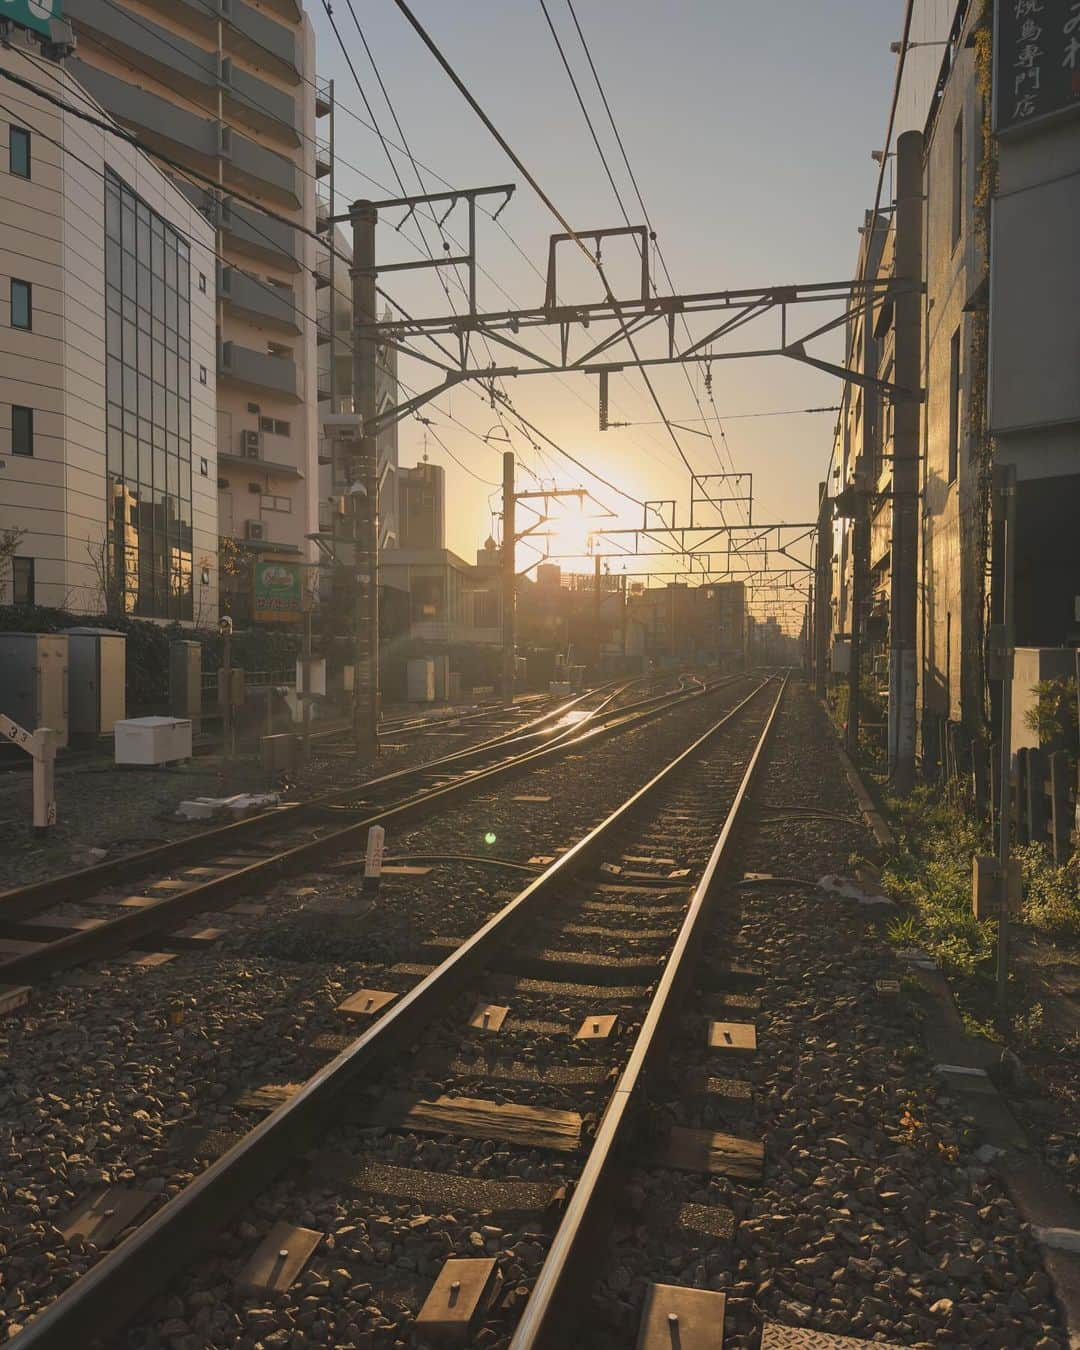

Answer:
[355,1093,582,1153]
[651,1125,763,1180]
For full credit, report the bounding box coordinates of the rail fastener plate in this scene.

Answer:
[575,1013,618,1041]
[416,1257,501,1344]
[337,988,398,1018]
[706,1021,757,1055]
[635,1283,726,1349]
[236,1221,322,1294]
[60,1187,155,1249]
[468,1002,509,1032]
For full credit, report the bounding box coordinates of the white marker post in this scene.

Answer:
[1,715,57,834]
[363,825,385,892]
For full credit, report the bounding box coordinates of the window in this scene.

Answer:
[104,170,193,621]
[948,327,961,483]
[951,113,963,248]
[9,126,30,179]
[259,416,290,436]
[10,278,31,330]
[11,405,33,455]
[12,557,34,605]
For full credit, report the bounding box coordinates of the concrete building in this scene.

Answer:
[398,461,445,550]
[1,39,218,620]
[626,580,746,665]
[380,546,501,647]
[62,0,327,607]
[829,0,1080,775]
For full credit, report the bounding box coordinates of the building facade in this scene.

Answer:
[828,0,1080,775]
[62,0,326,603]
[398,461,445,550]
[1,39,218,619]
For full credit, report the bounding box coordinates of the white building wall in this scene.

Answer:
[0,39,217,620]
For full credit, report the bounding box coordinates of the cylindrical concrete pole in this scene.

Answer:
[889,129,924,792]
[350,200,380,755]
[501,451,516,704]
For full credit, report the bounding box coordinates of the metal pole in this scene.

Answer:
[996,463,1016,1019]
[222,625,232,760]
[814,481,830,699]
[847,464,868,756]
[594,553,602,676]
[350,201,380,756]
[502,450,516,704]
[327,79,337,413]
[301,607,312,764]
[890,129,924,793]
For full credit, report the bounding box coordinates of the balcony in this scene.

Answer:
[221,197,298,271]
[226,61,297,145]
[224,0,300,86]
[67,0,216,84]
[71,59,218,158]
[218,265,299,333]
[218,340,298,401]
[218,450,302,478]
[221,125,299,208]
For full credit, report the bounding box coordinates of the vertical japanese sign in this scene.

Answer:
[995,0,1080,133]
[0,0,60,38]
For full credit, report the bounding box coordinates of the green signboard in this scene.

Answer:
[1,0,61,38]
[252,558,303,624]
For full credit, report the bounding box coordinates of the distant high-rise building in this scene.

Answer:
[398,462,446,550]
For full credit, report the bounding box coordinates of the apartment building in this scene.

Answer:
[398,460,445,550]
[62,0,326,611]
[0,38,218,620]
[829,0,1080,775]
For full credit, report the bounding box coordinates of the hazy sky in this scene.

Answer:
[311,1,901,621]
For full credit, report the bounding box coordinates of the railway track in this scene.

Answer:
[6,673,783,1349]
[0,671,734,984]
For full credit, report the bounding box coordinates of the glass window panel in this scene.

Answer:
[107,402,121,430]
[122,251,136,296]
[152,384,165,428]
[178,259,189,300]
[166,392,178,432]
[105,180,120,238]
[178,336,189,362]
[152,275,165,317]
[138,441,152,488]
[177,238,189,264]
[137,213,150,260]
[165,288,177,333]
[139,418,152,446]
[123,410,137,436]
[152,342,165,386]
[154,447,167,491]
[121,197,135,253]
[122,319,136,363]
[105,240,121,287]
[106,284,121,314]
[138,306,151,338]
[152,318,164,345]
[138,374,152,419]
[165,325,177,353]
[107,357,122,406]
[178,304,189,341]
[166,349,177,390]
[122,296,136,325]
[107,425,121,476]
[106,309,121,357]
[165,248,177,295]
[137,263,151,312]
[167,431,179,457]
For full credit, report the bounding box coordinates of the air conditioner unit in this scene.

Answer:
[245,520,266,541]
[242,429,261,459]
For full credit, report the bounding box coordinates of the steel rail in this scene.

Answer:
[511,674,787,1349]
[0,676,742,982]
[0,677,639,922]
[8,677,776,1350]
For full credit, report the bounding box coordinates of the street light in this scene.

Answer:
[890,39,949,52]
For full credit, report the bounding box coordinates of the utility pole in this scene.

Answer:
[889,130,924,792]
[594,553,602,675]
[994,463,1017,1020]
[502,450,516,705]
[847,456,870,756]
[813,480,831,699]
[350,200,380,755]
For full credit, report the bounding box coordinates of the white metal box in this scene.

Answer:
[114,716,193,765]
[0,633,69,748]
[406,658,435,703]
[831,638,852,675]
[64,628,126,736]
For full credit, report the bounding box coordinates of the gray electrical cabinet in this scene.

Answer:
[0,633,70,748]
[63,628,126,737]
[169,640,202,728]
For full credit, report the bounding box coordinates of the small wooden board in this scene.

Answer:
[60,1187,155,1248]
[760,1328,903,1349]
[181,866,229,879]
[236,1221,322,1293]
[512,794,551,803]
[575,1014,618,1041]
[622,855,678,867]
[358,1093,582,1153]
[468,1003,509,1032]
[380,865,433,877]
[875,978,901,996]
[416,1257,500,1344]
[0,984,30,1015]
[168,926,226,948]
[149,879,190,892]
[635,1284,725,1349]
[117,896,159,909]
[707,1021,757,1055]
[337,987,397,1017]
[653,1126,763,1180]
[122,952,176,967]
[234,1083,301,1113]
